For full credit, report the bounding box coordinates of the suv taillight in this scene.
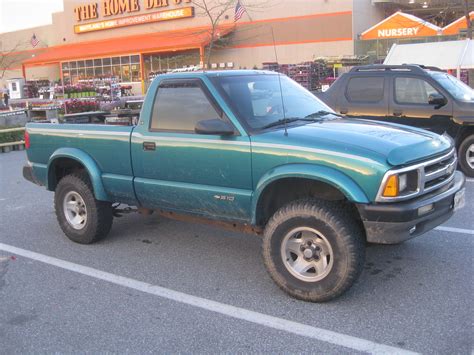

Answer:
[24,130,30,149]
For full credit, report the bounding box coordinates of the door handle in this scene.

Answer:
[340,108,348,114]
[393,110,404,117]
[143,142,156,151]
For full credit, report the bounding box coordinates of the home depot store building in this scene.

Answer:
[1,1,471,94]
[0,0,384,94]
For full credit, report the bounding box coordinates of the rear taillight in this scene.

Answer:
[24,130,30,149]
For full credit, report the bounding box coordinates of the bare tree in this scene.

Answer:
[190,0,237,67]
[0,42,25,80]
[190,0,272,67]
[465,0,472,39]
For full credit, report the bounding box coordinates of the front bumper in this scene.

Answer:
[23,163,43,186]
[357,171,465,244]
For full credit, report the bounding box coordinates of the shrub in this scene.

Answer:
[0,127,24,144]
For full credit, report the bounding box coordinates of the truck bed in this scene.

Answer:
[26,123,136,204]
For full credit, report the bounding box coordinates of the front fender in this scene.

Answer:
[251,164,369,224]
[47,148,109,201]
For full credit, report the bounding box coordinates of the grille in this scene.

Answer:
[421,149,457,194]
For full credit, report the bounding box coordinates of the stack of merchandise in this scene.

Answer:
[23,80,50,99]
[261,61,332,91]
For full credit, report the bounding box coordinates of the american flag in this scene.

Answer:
[30,34,39,47]
[234,1,246,22]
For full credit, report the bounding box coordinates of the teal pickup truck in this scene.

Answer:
[23,70,465,302]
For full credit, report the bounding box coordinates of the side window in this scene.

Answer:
[346,77,384,103]
[150,81,222,132]
[395,77,440,104]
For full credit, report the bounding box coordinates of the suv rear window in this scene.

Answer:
[346,77,384,103]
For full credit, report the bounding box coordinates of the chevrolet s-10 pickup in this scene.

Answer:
[23,70,465,301]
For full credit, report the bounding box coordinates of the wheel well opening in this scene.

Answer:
[256,178,361,227]
[457,127,474,148]
[49,158,87,191]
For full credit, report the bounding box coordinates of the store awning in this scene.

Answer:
[443,11,474,36]
[23,25,234,66]
[384,39,474,70]
[360,11,441,40]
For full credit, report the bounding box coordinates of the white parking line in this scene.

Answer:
[435,226,474,235]
[466,178,474,183]
[0,243,416,355]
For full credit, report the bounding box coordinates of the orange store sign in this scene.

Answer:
[361,11,441,40]
[74,6,194,33]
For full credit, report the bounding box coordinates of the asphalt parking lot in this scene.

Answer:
[0,150,473,354]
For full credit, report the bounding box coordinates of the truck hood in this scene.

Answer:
[259,119,452,166]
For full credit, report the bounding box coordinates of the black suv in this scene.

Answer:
[317,65,474,177]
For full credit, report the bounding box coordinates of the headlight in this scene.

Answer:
[380,170,420,199]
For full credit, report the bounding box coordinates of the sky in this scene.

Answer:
[0,0,64,34]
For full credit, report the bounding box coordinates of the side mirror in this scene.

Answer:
[428,93,447,108]
[195,119,234,136]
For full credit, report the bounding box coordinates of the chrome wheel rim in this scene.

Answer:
[466,143,474,170]
[280,227,334,282]
[63,191,87,230]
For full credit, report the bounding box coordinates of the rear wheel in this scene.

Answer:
[458,134,474,178]
[54,172,113,244]
[262,199,365,302]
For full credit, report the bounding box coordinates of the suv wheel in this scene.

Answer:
[458,134,474,178]
[262,199,365,302]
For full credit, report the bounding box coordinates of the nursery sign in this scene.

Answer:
[360,11,441,40]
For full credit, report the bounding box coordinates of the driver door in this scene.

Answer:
[389,76,453,134]
[131,79,252,222]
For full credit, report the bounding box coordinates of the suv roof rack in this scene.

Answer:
[401,64,443,72]
[349,64,442,74]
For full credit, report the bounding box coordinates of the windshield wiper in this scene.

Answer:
[260,117,316,130]
[304,110,343,119]
[260,111,342,130]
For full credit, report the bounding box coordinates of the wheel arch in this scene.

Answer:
[47,148,109,201]
[457,126,474,146]
[251,164,369,226]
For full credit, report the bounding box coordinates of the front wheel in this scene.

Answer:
[262,200,365,302]
[54,172,113,244]
[458,134,474,178]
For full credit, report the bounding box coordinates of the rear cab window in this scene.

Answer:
[150,80,224,133]
[345,77,385,103]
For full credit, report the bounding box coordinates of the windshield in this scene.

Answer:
[210,74,336,132]
[429,72,474,102]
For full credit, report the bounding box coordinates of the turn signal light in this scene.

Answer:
[24,130,30,149]
[382,175,399,197]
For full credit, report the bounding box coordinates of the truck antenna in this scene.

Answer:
[271,26,288,136]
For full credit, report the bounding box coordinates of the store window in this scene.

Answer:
[61,54,142,85]
[143,49,200,89]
